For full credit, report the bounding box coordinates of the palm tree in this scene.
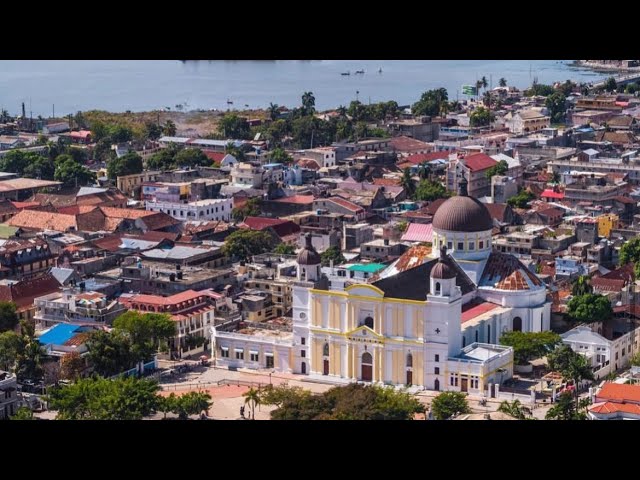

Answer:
[400,167,416,198]
[499,78,507,87]
[268,103,279,121]
[243,387,261,420]
[419,162,431,181]
[481,76,488,91]
[571,275,593,296]
[301,91,316,116]
[336,105,347,117]
[497,399,530,419]
[448,100,461,112]
[162,120,177,136]
[475,80,483,101]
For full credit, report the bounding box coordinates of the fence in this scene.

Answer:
[159,378,287,391]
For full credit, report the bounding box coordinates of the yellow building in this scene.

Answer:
[597,213,618,238]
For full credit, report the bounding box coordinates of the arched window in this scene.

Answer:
[406,353,413,368]
[475,330,479,343]
[364,316,374,329]
[435,282,441,294]
[362,352,373,365]
[513,317,522,332]
[434,378,440,391]
[323,343,330,357]
[487,324,491,343]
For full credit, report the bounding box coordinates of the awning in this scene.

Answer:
[220,346,229,351]
[249,350,258,355]
[234,348,244,353]
[265,352,274,357]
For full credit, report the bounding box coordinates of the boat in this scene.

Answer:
[341,71,350,76]
[226,99,233,105]
[378,68,382,74]
[355,70,365,75]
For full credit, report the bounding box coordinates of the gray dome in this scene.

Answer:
[297,234,321,265]
[432,180,493,233]
[431,260,456,279]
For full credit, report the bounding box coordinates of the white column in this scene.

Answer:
[495,383,500,399]
[341,343,348,378]
[340,303,347,332]
[385,349,393,383]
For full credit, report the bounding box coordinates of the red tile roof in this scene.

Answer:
[70,130,91,139]
[613,196,636,204]
[424,198,447,216]
[388,136,433,153]
[272,195,315,205]
[596,383,640,404]
[204,151,225,163]
[541,189,565,200]
[99,207,155,219]
[589,401,640,415]
[461,301,499,324]
[242,217,290,230]
[484,203,509,222]
[121,290,206,308]
[326,197,364,213]
[10,201,40,210]
[592,277,626,292]
[296,158,321,170]
[0,274,60,311]
[7,210,77,231]
[463,153,497,172]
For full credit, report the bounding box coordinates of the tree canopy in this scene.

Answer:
[497,399,532,420]
[174,148,211,168]
[485,159,509,179]
[231,197,261,222]
[0,301,19,333]
[86,330,135,377]
[321,246,346,267]
[469,106,494,127]
[48,376,160,420]
[107,152,143,179]
[0,331,23,371]
[113,311,176,363]
[499,331,561,365]
[545,391,590,420]
[619,237,640,278]
[415,180,450,201]
[268,383,424,420]
[412,88,448,117]
[54,157,96,187]
[603,77,617,93]
[430,391,470,420]
[545,91,567,124]
[566,294,612,324]
[524,82,555,97]
[507,189,535,208]
[269,147,293,164]
[273,243,296,255]
[217,113,251,139]
[571,275,593,297]
[221,229,274,261]
[0,150,55,180]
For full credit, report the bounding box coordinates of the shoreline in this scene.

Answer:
[573,60,640,73]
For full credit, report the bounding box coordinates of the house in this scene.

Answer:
[241,217,301,243]
[491,176,518,204]
[68,130,92,144]
[446,153,497,198]
[261,195,315,217]
[0,274,61,324]
[505,109,550,134]
[524,207,564,227]
[0,371,18,419]
[292,147,337,168]
[34,289,126,330]
[388,135,434,155]
[313,197,366,221]
[589,383,640,420]
[0,238,56,279]
[230,163,264,188]
[490,153,523,185]
[0,178,62,201]
[594,130,637,148]
[145,198,234,222]
[386,117,440,142]
[360,238,407,261]
[116,171,162,198]
[42,122,70,134]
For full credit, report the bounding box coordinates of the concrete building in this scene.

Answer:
[505,110,551,134]
[230,163,264,188]
[491,176,518,204]
[360,238,407,261]
[343,223,374,250]
[0,371,18,419]
[145,198,233,222]
[386,117,440,142]
[447,154,498,198]
[117,171,162,198]
[34,289,126,330]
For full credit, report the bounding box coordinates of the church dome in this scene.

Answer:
[431,261,456,279]
[297,233,321,265]
[432,178,493,232]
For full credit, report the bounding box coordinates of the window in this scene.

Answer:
[221,347,229,358]
[301,350,306,358]
[513,317,522,332]
[406,353,413,367]
[447,241,453,251]
[434,367,440,375]
[468,242,475,250]
[479,240,484,249]
[364,316,374,329]
[250,352,259,362]
[487,325,491,343]
[235,349,244,360]
[435,354,439,362]
[435,282,441,294]
[462,337,466,348]
[301,337,306,345]
[457,242,464,251]
[323,343,330,356]
[615,352,619,360]
[475,330,479,343]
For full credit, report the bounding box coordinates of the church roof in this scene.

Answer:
[478,252,543,290]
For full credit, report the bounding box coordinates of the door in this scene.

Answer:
[361,352,373,382]
[301,362,306,374]
[461,378,468,392]
[406,370,413,386]
[434,379,440,391]
[323,359,329,375]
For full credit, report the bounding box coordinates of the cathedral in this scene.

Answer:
[292,179,551,393]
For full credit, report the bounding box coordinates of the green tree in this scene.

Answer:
[218,114,251,139]
[268,103,280,121]
[545,91,567,123]
[173,391,213,420]
[566,294,612,324]
[113,311,176,363]
[10,406,35,420]
[158,393,178,419]
[0,301,19,333]
[625,83,639,94]
[232,197,261,222]
[225,142,248,161]
[497,399,531,420]
[321,246,346,267]
[274,243,296,255]
[260,384,310,408]
[524,82,555,97]
[222,229,274,262]
[557,80,576,97]
[86,330,135,377]
[547,344,595,408]
[400,167,416,198]
[630,351,640,367]
[469,106,494,127]
[507,190,535,208]
[269,147,293,164]
[107,152,143,179]
[484,159,509,179]
[270,383,423,420]
[499,78,507,87]
[162,120,177,136]
[60,351,85,381]
[571,275,593,296]
[618,237,640,278]
[545,392,590,420]
[430,391,471,420]
[48,376,160,420]
[55,158,96,187]
[243,387,261,420]
[396,220,408,233]
[107,124,133,143]
[0,331,23,371]
[415,180,449,202]
[145,121,163,140]
[412,88,448,117]
[603,77,617,93]
[146,145,178,171]
[301,91,316,116]
[0,150,53,178]
[499,331,561,365]
[174,148,210,168]
[16,338,46,382]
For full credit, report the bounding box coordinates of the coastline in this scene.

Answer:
[574,60,640,73]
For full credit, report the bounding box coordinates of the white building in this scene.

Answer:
[230,163,264,188]
[561,324,640,379]
[145,198,233,222]
[0,371,18,419]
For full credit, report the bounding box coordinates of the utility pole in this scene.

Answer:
[52,104,55,119]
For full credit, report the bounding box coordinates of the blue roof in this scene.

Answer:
[38,324,81,346]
